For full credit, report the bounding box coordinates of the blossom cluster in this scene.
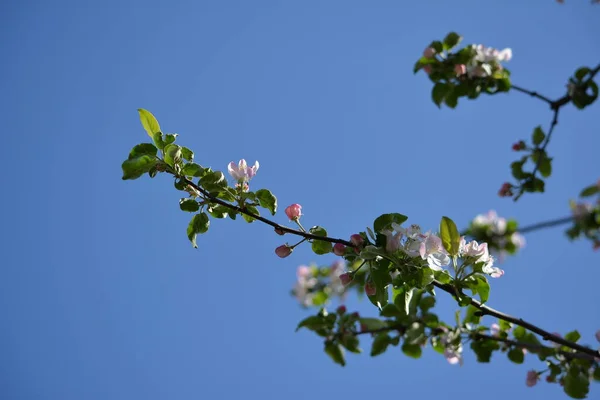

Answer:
[291,261,347,307]
[565,180,600,250]
[378,223,503,278]
[467,210,526,260]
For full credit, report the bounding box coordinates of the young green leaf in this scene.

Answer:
[179,198,200,212]
[121,155,157,180]
[310,226,332,255]
[507,348,524,364]
[373,213,408,233]
[181,163,205,177]
[324,342,346,367]
[128,143,157,159]
[443,32,462,50]
[371,333,391,356]
[138,109,161,138]
[432,82,449,108]
[532,126,545,146]
[255,189,278,216]
[440,216,460,256]
[401,342,422,359]
[187,212,210,248]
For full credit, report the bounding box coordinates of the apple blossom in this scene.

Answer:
[423,47,436,58]
[454,64,467,76]
[526,370,539,387]
[228,159,259,183]
[333,243,346,256]
[285,203,302,221]
[275,244,293,258]
[381,229,402,253]
[490,323,500,337]
[460,238,490,262]
[419,233,450,270]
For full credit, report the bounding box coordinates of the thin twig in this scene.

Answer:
[433,280,600,359]
[517,215,574,234]
[510,85,553,105]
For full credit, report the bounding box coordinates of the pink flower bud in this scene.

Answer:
[365,282,376,296]
[498,182,513,197]
[333,243,346,256]
[339,272,353,286]
[423,47,436,58]
[526,370,538,387]
[512,141,526,151]
[337,305,347,314]
[423,65,432,75]
[595,330,600,342]
[284,204,302,221]
[274,227,285,236]
[454,64,467,76]
[350,234,364,247]
[275,244,293,258]
[351,312,360,319]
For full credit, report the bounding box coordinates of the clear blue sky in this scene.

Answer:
[1,1,599,399]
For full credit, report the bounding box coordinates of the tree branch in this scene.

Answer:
[517,215,574,234]
[433,280,600,359]
[168,174,598,359]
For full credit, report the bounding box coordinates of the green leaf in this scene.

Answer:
[532,126,545,146]
[574,67,591,81]
[152,132,165,150]
[443,32,462,50]
[444,88,458,108]
[474,275,490,304]
[470,339,499,363]
[432,82,449,107]
[296,315,331,332]
[179,198,200,212]
[309,226,332,255]
[564,330,581,343]
[340,334,361,354]
[401,342,422,359]
[434,270,453,284]
[359,318,387,331]
[380,303,401,318]
[507,348,524,364]
[371,333,391,356]
[138,109,161,138]
[164,133,178,146]
[593,367,600,382]
[463,305,481,325]
[430,41,443,53]
[164,144,182,168]
[511,160,526,180]
[513,326,526,340]
[580,184,600,197]
[187,212,210,248]
[255,189,278,216]
[368,261,391,310]
[208,204,230,219]
[440,216,460,256]
[200,171,228,194]
[181,163,205,177]
[373,213,408,233]
[403,289,414,315]
[538,156,552,178]
[324,342,346,367]
[181,146,194,162]
[564,367,590,399]
[128,143,157,159]
[419,296,436,312]
[121,155,157,180]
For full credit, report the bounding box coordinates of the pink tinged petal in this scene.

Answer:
[526,370,538,387]
[296,266,311,278]
[490,323,500,337]
[490,268,504,278]
[423,47,436,58]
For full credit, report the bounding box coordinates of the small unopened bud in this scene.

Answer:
[337,305,347,314]
[423,47,436,58]
[284,204,302,221]
[351,312,360,319]
[498,182,513,197]
[526,370,538,387]
[333,243,346,256]
[512,141,526,151]
[350,234,364,247]
[274,227,285,236]
[546,375,555,383]
[365,282,376,296]
[275,244,293,258]
[339,272,353,286]
[454,64,467,76]
[423,65,432,75]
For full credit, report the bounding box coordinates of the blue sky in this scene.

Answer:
[1,1,599,399]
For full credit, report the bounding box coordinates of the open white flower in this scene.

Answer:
[419,233,450,271]
[228,159,259,183]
